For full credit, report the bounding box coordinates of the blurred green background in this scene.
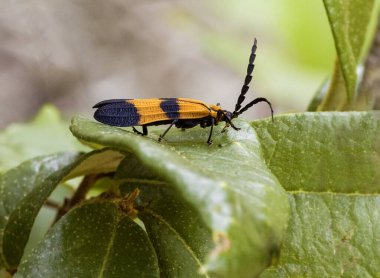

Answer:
[0,0,335,129]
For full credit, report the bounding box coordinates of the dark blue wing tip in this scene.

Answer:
[92,100,140,127]
[93,99,129,108]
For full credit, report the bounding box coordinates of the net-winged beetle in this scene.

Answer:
[93,39,273,144]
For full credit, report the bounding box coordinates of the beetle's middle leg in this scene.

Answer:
[206,118,215,145]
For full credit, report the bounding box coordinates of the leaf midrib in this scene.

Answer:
[97,212,120,278]
[146,209,210,278]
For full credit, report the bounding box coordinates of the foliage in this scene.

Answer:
[312,0,378,111]
[256,112,380,276]
[0,105,87,173]
[1,1,380,277]
[318,0,375,110]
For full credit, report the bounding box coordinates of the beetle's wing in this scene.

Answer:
[133,98,212,124]
[175,98,212,119]
[93,98,212,127]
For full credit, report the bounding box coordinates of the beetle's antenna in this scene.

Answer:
[237,97,274,121]
[233,38,257,116]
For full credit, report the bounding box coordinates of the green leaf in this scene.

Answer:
[118,156,215,276]
[318,0,375,110]
[252,112,380,276]
[6,112,377,276]
[15,201,159,278]
[253,112,380,192]
[261,194,380,277]
[0,149,125,269]
[70,116,289,277]
[0,152,80,269]
[0,105,88,173]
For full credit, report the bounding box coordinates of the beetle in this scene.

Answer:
[93,38,273,145]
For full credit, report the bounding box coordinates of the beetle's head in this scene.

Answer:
[223,111,234,122]
[218,110,240,131]
[210,105,240,131]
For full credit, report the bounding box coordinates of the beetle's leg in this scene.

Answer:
[132,127,143,135]
[142,125,148,135]
[222,119,240,133]
[158,119,178,142]
[229,122,240,131]
[221,123,230,133]
[226,118,240,131]
[132,126,148,136]
[207,118,215,145]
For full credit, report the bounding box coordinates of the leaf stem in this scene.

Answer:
[54,174,107,223]
[357,11,380,109]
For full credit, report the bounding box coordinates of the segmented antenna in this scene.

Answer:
[237,97,274,121]
[233,38,257,114]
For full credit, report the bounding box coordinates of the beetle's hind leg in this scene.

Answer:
[158,120,178,142]
[132,126,148,136]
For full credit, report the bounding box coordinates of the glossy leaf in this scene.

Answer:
[0,153,80,269]
[118,157,214,277]
[252,112,380,276]
[70,116,289,277]
[15,201,159,278]
[261,194,380,277]
[253,112,380,192]
[0,149,124,269]
[5,111,379,276]
[118,156,215,276]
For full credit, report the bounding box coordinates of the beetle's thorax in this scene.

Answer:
[210,105,235,125]
[209,104,220,120]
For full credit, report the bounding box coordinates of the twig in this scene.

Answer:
[44,200,61,210]
[53,173,109,223]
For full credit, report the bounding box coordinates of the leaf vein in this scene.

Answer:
[288,191,380,196]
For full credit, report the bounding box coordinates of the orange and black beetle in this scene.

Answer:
[93,39,273,144]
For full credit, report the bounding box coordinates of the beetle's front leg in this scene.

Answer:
[221,123,230,133]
